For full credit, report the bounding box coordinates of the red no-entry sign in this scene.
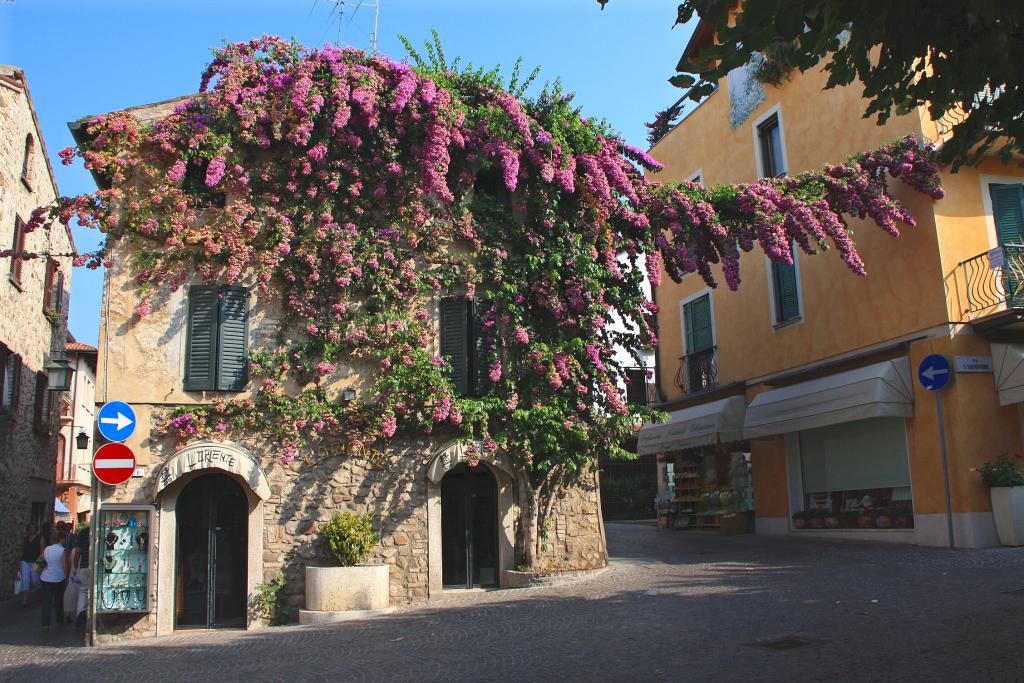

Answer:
[92,443,136,486]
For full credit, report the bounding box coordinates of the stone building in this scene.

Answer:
[56,339,98,524]
[72,95,606,642]
[0,65,75,597]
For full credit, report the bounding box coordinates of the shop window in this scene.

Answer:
[9,216,26,286]
[663,447,754,529]
[439,297,491,397]
[798,417,914,528]
[21,133,35,190]
[184,285,250,391]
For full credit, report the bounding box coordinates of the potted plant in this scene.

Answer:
[808,509,826,529]
[791,510,809,529]
[892,505,914,529]
[873,507,893,529]
[857,509,875,528]
[824,510,840,529]
[977,453,1024,546]
[840,511,860,529]
[302,512,389,622]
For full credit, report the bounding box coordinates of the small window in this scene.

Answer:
[184,285,250,391]
[682,294,714,354]
[9,216,26,286]
[757,114,786,178]
[21,134,35,190]
[439,297,491,397]
[681,293,716,393]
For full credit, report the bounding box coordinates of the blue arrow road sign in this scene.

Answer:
[96,400,137,442]
[918,354,952,392]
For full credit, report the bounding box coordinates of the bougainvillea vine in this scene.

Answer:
[41,36,943,479]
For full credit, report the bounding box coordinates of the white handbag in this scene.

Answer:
[14,576,24,596]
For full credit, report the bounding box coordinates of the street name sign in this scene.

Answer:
[955,356,994,373]
[93,443,137,486]
[96,400,137,443]
[918,354,952,392]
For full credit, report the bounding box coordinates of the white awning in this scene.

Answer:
[992,343,1024,406]
[54,497,70,515]
[743,357,914,439]
[637,395,746,455]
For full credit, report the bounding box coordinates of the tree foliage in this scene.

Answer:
[654,0,1023,170]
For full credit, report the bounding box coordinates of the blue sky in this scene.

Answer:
[0,0,692,346]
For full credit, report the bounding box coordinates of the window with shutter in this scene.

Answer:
[0,344,8,409]
[683,294,714,353]
[771,245,801,324]
[42,259,58,314]
[9,216,25,285]
[470,298,492,396]
[217,286,250,391]
[33,371,48,434]
[990,184,1024,246]
[185,285,250,392]
[184,285,219,391]
[757,115,786,178]
[8,355,21,410]
[439,297,470,395]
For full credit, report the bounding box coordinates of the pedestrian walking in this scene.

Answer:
[65,526,91,626]
[39,527,69,632]
[17,522,44,607]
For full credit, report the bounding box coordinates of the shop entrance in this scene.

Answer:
[441,462,498,588]
[175,473,248,629]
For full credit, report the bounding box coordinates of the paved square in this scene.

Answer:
[3,522,1024,681]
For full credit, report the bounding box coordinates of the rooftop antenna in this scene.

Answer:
[325,0,380,53]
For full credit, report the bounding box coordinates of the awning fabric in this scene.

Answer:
[54,497,70,515]
[637,395,746,455]
[992,343,1024,406]
[743,357,914,439]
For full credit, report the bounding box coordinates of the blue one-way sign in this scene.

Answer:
[96,400,137,443]
[918,354,952,392]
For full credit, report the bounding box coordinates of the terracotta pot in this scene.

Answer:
[858,515,875,529]
[875,515,893,529]
[893,515,913,529]
[809,517,825,529]
[793,518,807,529]
[825,516,840,529]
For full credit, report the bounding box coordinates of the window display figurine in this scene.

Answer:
[136,532,148,551]
[105,531,118,550]
[857,494,875,511]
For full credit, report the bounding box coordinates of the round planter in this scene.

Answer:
[793,517,807,529]
[893,515,913,529]
[824,516,840,529]
[305,565,390,612]
[875,515,893,529]
[857,515,875,529]
[809,517,825,529]
[990,486,1024,546]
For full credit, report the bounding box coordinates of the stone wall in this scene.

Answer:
[537,465,607,571]
[0,67,73,599]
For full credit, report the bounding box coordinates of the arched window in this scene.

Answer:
[21,134,35,189]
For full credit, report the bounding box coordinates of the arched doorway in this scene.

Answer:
[175,473,248,629]
[441,462,498,588]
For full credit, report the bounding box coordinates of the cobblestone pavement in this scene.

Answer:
[3,522,1024,682]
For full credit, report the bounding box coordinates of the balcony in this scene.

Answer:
[623,366,658,407]
[957,245,1024,338]
[675,346,719,394]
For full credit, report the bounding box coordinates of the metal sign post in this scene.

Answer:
[918,354,955,548]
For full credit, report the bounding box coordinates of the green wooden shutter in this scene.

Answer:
[772,255,800,323]
[685,294,713,352]
[184,285,218,391]
[440,297,469,395]
[990,184,1024,246]
[217,286,250,391]
[470,298,492,397]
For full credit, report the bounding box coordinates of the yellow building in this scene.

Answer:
[640,28,1024,547]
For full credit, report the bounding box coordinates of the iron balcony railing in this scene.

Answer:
[958,244,1024,318]
[675,346,718,394]
[622,366,658,407]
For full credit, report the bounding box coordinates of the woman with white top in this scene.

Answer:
[39,527,68,631]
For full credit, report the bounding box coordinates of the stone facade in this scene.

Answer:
[0,66,74,599]
[82,97,607,643]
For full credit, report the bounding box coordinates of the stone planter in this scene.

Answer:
[991,486,1024,546]
[300,565,392,624]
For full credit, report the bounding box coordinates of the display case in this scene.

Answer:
[95,505,154,614]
